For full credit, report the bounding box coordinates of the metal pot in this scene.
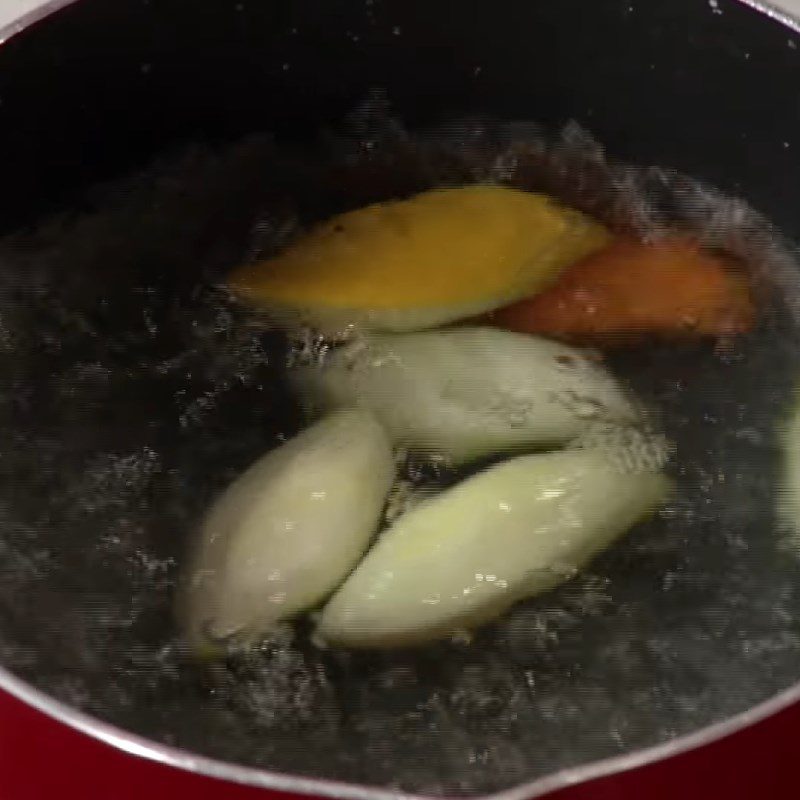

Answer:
[1,1,800,798]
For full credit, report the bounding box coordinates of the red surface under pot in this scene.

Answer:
[1,687,799,800]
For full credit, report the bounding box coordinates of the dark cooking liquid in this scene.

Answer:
[1,104,800,794]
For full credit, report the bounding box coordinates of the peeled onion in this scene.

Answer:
[227,186,611,336]
[779,394,800,544]
[318,447,670,648]
[293,327,639,465]
[178,409,395,653]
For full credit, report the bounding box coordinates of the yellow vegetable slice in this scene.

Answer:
[228,186,611,335]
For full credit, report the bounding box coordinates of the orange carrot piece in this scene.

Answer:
[491,237,755,343]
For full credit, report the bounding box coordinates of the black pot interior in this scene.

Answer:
[2,0,800,795]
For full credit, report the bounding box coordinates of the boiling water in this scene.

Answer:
[1,102,800,794]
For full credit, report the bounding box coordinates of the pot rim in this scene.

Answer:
[0,0,76,44]
[0,0,799,798]
[5,657,800,800]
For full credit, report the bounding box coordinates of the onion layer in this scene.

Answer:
[318,447,669,648]
[294,327,639,464]
[179,409,395,653]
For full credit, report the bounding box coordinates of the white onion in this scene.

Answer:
[318,447,669,647]
[779,394,800,547]
[293,327,639,465]
[179,409,395,653]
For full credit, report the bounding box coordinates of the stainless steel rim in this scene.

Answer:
[0,0,79,44]
[0,0,799,797]
[4,657,800,800]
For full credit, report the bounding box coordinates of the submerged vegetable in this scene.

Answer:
[492,237,755,343]
[178,409,395,654]
[318,447,670,647]
[778,392,800,544]
[228,186,611,335]
[293,326,639,464]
